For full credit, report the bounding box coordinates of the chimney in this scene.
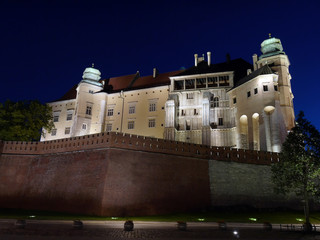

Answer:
[226,53,231,63]
[252,54,258,71]
[153,68,158,78]
[207,52,211,66]
[194,54,198,66]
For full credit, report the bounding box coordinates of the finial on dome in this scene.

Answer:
[92,63,95,68]
[269,33,272,38]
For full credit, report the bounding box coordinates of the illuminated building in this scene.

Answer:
[42,36,294,152]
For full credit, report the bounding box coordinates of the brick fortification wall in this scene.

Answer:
[0,132,296,216]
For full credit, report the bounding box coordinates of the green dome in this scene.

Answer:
[259,36,285,59]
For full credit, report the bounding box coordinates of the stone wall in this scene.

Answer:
[0,134,211,216]
[208,160,299,209]
[0,132,295,216]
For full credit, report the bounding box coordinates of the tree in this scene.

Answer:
[271,111,320,230]
[0,100,54,141]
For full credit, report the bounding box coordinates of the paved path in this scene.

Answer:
[0,219,320,239]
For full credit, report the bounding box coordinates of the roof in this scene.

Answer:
[51,58,253,101]
[104,69,183,93]
[232,65,274,89]
[175,58,253,84]
[51,84,77,102]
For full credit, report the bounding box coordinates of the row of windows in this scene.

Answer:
[51,127,71,136]
[106,119,157,131]
[107,103,159,117]
[232,84,278,104]
[53,113,73,123]
[174,75,230,91]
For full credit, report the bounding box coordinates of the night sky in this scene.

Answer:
[1,0,319,130]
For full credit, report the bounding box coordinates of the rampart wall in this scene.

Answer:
[0,132,279,164]
[0,132,296,216]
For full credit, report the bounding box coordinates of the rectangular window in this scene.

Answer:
[218,118,223,126]
[128,121,134,129]
[66,113,73,121]
[148,119,155,128]
[254,88,258,94]
[186,93,194,99]
[149,103,156,112]
[233,97,237,104]
[174,80,184,90]
[196,78,206,89]
[86,106,92,115]
[106,124,112,132]
[185,79,195,89]
[53,115,59,122]
[263,85,268,91]
[129,106,135,114]
[107,108,114,116]
[274,85,278,91]
[194,109,198,115]
[82,123,87,130]
[65,127,70,135]
[208,77,218,87]
[51,129,57,136]
[181,110,185,116]
[247,91,251,98]
[219,75,229,86]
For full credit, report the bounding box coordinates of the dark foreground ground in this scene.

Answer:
[1,219,320,240]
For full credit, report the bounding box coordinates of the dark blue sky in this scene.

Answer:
[1,0,319,130]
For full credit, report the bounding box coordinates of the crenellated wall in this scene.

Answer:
[0,132,295,217]
[1,131,279,164]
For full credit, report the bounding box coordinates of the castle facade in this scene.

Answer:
[41,36,294,153]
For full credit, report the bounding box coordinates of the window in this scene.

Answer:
[274,85,278,91]
[219,75,229,86]
[129,106,135,114]
[208,76,218,87]
[194,109,198,115]
[247,91,251,98]
[174,80,184,90]
[86,106,92,115]
[66,113,72,121]
[53,115,59,122]
[82,123,87,130]
[65,127,70,135]
[51,129,57,136]
[148,119,156,128]
[107,108,114,116]
[106,124,112,132]
[149,103,156,112]
[263,85,268,91]
[218,118,223,126]
[233,97,237,104]
[214,97,219,107]
[181,110,185,116]
[196,78,206,88]
[186,120,191,130]
[186,93,194,99]
[185,79,195,89]
[254,88,258,94]
[128,121,134,129]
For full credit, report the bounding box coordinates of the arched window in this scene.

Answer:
[214,97,219,107]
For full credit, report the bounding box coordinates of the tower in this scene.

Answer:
[71,65,107,137]
[256,35,295,131]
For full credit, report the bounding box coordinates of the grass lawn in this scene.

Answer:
[1,208,320,224]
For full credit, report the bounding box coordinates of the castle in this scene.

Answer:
[41,36,295,153]
[0,36,300,215]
